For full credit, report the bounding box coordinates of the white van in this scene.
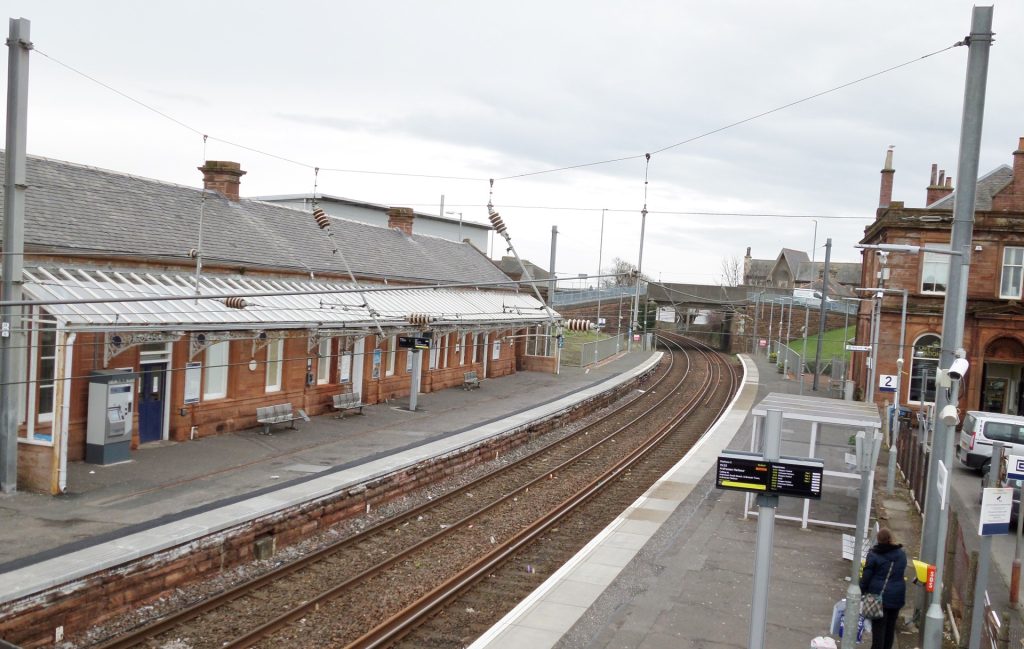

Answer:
[957,411,1024,473]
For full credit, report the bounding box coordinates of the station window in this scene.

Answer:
[472,333,480,363]
[920,246,950,294]
[908,334,940,403]
[265,339,283,392]
[1000,247,1024,299]
[204,341,229,400]
[317,338,331,385]
[33,313,57,423]
[386,335,396,376]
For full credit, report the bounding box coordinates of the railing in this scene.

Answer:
[748,292,859,315]
[560,334,627,367]
[551,285,645,307]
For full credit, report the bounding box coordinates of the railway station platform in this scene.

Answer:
[0,347,923,649]
[0,350,661,605]
[473,352,922,649]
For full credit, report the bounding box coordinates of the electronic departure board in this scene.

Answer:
[716,451,823,500]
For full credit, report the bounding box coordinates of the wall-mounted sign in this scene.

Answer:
[398,336,431,350]
[878,375,897,392]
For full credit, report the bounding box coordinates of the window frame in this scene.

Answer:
[908,333,941,404]
[265,338,283,392]
[203,341,229,400]
[317,338,331,385]
[1000,246,1024,299]
[920,245,951,295]
[386,335,397,377]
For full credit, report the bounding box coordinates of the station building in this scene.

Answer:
[853,137,1024,415]
[0,154,558,494]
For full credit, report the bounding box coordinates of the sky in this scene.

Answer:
[1,0,1022,289]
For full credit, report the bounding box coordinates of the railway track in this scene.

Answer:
[93,334,737,649]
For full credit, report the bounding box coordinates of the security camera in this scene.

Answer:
[948,358,969,381]
[940,404,960,426]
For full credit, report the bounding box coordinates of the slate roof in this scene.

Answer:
[744,258,774,282]
[778,248,810,271]
[0,153,514,287]
[495,256,552,281]
[928,164,1013,210]
[795,261,861,286]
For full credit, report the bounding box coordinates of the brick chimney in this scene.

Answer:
[387,207,415,235]
[926,163,954,205]
[198,161,246,201]
[878,146,895,209]
[992,136,1024,212]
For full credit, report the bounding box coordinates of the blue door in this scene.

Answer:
[138,363,166,443]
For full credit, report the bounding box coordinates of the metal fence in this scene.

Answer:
[560,334,628,367]
[895,422,1023,648]
[551,285,644,307]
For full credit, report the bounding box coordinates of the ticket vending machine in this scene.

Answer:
[86,369,136,464]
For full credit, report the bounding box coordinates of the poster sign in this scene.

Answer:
[1007,454,1024,481]
[372,349,381,379]
[340,354,352,383]
[184,362,201,405]
[979,487,1013,535]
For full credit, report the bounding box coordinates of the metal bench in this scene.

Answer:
[463,371,481,391]
[255,403,309,435]
[332,392,365,418]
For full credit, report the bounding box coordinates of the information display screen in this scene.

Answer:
[716,451,823,500]
[717,454,771,493]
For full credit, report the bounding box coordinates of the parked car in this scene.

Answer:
[957,411,1024,474]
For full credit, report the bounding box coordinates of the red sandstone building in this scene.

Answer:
[854,137,1024,415]
[0,154,557,494]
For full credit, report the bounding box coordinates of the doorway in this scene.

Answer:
[981,362,1023,415]
[138,362,166,443]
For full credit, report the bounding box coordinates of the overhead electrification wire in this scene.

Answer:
[34,42,960,184]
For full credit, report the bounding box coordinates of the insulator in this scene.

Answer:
[222,297,248,309]
[565,319,593,332]
[408,313,434,326]
[313,208,331,229]
[488,211,507,234]
[188,248,199,258]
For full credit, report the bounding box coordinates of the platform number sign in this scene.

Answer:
[878,374,897,393]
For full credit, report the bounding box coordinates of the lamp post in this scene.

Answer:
[856,287,909,494]
[445,210,464,243]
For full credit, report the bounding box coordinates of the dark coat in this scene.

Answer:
[859,542,907,609]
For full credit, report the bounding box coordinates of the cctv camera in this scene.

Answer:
[940,404,959,426]
[948,358,969,381]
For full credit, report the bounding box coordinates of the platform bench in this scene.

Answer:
[333,392,365,418]
[463,371,481,391]
[256,403,309,435]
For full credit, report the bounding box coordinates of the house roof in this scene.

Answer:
[745,258,775,279]
[777,248,810,271]
[927,164,1013,210]
[0,153,512,286]
[21,266,552,331]
[795,261,861,286]
[495,256,552,281]
[251,193,492,231]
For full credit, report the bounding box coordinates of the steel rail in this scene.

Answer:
[94,348,680,649]
[345,337,728,649]
[216,338,697,648]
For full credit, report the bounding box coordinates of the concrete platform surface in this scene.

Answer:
[0,352,657,579]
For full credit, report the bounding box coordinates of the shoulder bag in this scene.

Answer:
[861,560,893,619]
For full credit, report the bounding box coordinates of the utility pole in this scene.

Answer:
[1,18,31,494]
[548,225,558,357]
[812,238,832,391]
[629,206,648,352]
[922,7,993,648]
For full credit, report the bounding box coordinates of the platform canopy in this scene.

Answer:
[752,392,881,429]
[19,266,556,332]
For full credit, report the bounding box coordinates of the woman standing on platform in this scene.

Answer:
[859,527,907,649]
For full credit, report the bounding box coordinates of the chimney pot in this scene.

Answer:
[387,207,415,236]
[199,161,246,201]
[930,163,938,186]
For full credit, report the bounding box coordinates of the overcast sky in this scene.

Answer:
[2,1,1022,287]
